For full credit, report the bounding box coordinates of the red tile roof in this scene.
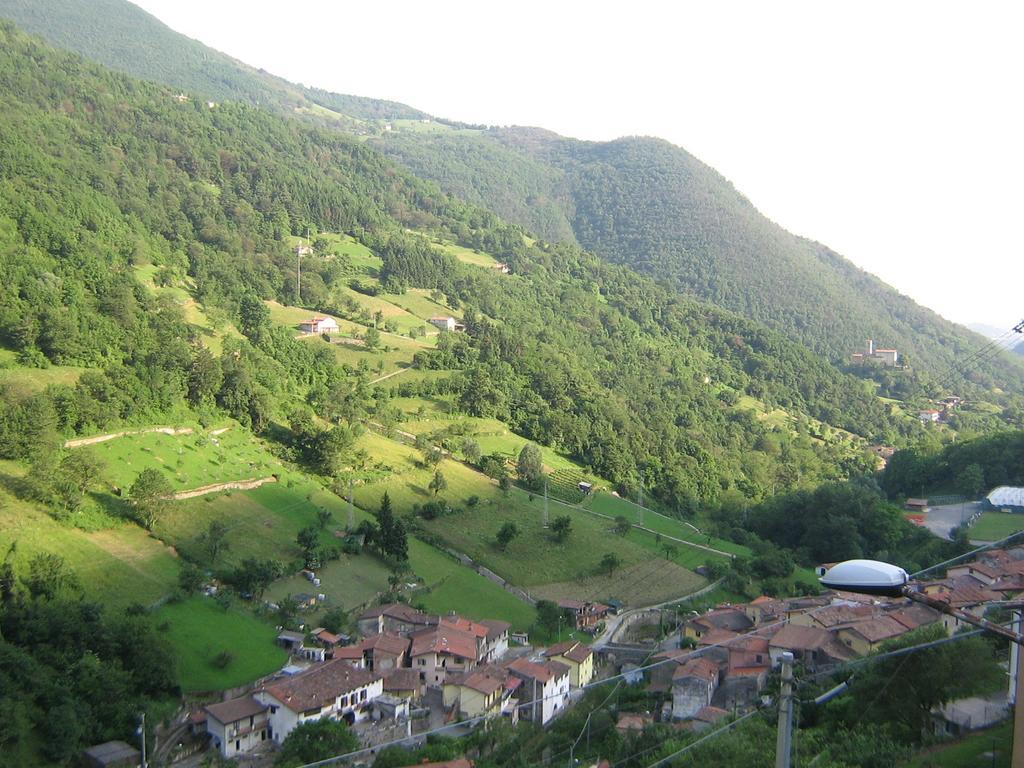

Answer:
[770,624,833,652]
[480,619,512,640]
[693,705,730,723]
[506,657,570,684]
[263,660,380,714]
[363,633,410,657]
[838,616,907,644]
[359,603,438,625]
[382,668,421,692]
[410,627,479,661]
[673,658,718,683]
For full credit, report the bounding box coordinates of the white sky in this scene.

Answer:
[131,0,1023,331]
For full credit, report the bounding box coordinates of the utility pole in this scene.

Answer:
[1013,610,1024,767]
[638,468,644,528]
[138,712,147,768]
[775,652,794,768]
[543,475,550,528]
[347,479,354,531]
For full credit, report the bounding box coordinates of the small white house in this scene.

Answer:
[506,658,571,725]
[255,661,383,743]
[204,696,270,758]
[300,317,339,334]
[429,316,458,332]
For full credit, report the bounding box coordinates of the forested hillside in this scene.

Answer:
[0,0,427,124]
[3,0,1021,405]
[0,20,912,513]
[379,127,1024,393]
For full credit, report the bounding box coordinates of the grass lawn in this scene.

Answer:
[0,461,180,607]
[336,285,431,335]
[432,240,500,269]
[288,232,382,273]
[970,511,1024,541]
[381,288,459,322]
[407,538,536,631]
[583,491,749,558]
[265,552,394,613]
[0,349,87,397]
[311,333,429,376]
[903,720,1010,767]
[349,434,700,597]
[90,426,283,493]
[153,597,287,692]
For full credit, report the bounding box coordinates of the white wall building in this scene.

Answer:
[204,696,270,758]
[255,660,383,744]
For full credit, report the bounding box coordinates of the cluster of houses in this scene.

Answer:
[650,547,1024,729]
[197,603,596,760]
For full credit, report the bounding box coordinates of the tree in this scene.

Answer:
[239,294,270,340]
[274,716,359,766]
[297,525,321,568]
[22,552,80,600]
[364,326,381,350]
[178,561,204,595]
[535,599,566,637]
[495,522,519,551]
[613,515,632,535]
[462,438,482,464]
[600,552,622,576]
[199,519,230,564]
[428,469,448,496]
[956,462,985,498]
[517,443,544,487]
[377,492,408,561]
[59,449,105,497]
[232,558,282,599]
[316,507,333,530]
[321,607,348,634]
[187,347,222,405]
[551,515,572,543]
[130,468,173,530]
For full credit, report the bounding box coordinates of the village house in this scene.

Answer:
[357,603,438,636]
[688,706,730,732]
[506,657,571,725]
[616,712,653,735]
[443,666,519,721]
[543,640,595,687]
[360,633,410,672]
[671,658,720,720]
[299,316,339,335]
[410,625,479,686]
[428,316,465,332]
[203,696,270,758]
[82,741,142,768]
[835,616,909,655]
[255,660,383,743]
[481,619,512,662]
[918,409,941,423]
[383,668,423,700]
[558,599,611,630]
[768,624,855,674]
[683,606,753,640]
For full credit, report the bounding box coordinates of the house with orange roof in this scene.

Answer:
[835,616,909,655]
[410,626,479,686]
[542,640,595,687]
[506,657,571,724]
[671,657,720,720]
[255,660,383,743]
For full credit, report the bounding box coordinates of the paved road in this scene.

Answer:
[922,501,982,540]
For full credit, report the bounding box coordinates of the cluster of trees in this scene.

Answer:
[883,430,1024,500]
[0,549,177,765]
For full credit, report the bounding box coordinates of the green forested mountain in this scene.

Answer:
[2,0,1020,403]
[0,19,912,513]
[377,127,1024,393]
[0,0,427,123]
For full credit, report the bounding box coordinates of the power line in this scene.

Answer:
[642,707,766,768]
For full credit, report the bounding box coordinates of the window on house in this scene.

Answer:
[235,740,240,751]
[270,705,277,714]
[249,716,254,727]
[261,730,266,741]
[360,689,367,701]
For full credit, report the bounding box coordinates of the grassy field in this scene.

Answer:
[433,240,500,268]
[88,426,282,493]
[335,285,431,335]
[288,232,382,273]
[134,264,239,354]
[969,511,1024,541]
[903,720,1010,767]
[349,432,703,598]
[0,469,181,607]
[381,288,459,322]
[0,349,87,398]
[532,558,705,606]
[153,597,288,692]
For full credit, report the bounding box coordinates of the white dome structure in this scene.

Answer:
[986,486,1024,510]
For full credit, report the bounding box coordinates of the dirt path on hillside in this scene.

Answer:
[64,426,195,448]
[171,475,277,500]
